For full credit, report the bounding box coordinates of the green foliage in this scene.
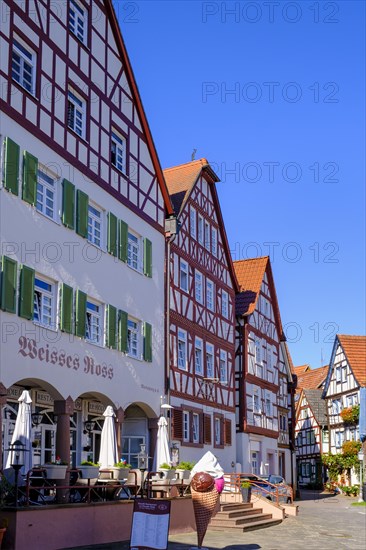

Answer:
[342,440,361,456]
[322,441,362,481]
[351,501,366,506]
[80,460,99,467]
[340,405,360,424]
[176,461,195,471]
[159,462,174,469]
[240,481,251,488]
[114,461,131,469]
[340,484,359,496]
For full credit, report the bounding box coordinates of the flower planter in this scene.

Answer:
[78,465,99,479]
[110,467,130,480]
[43,465,68,479]
[241,486,252,503]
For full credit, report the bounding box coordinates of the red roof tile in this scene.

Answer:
[294,365,311,375]
[296,366,329,390]
[337,334,366,386]
[234,257,269,316]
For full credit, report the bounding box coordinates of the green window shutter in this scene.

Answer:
[107,213,118,257]
[118,310,128,352]
[143,322,152,362]
[3,137,19,194]
[118,220,128,262]
[143,238,152,277]
[1,256,17,313]
[22,151,38,205]
[62,179,75,229]
[19,265,35,319]
[106,305,117,349]
[75,289,87,338]
[60,283,73,333]
[76,190,88,238]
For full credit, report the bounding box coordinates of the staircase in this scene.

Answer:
[208,502,282,532]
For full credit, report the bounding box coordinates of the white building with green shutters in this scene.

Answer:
[0,0,173,470]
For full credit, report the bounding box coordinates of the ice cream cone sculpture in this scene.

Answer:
[190,472,220,548]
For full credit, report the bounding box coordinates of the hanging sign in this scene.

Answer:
[130,499,171,550]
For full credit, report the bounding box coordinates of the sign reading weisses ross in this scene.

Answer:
[130,499,171,550]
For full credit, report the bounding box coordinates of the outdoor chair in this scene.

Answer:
[124,469,148,498]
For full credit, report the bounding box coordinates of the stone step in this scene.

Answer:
[216,507,262,519]
[220,502,253,512]
[210,513,273,527]
[209,518,282,532]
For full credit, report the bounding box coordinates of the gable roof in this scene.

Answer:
[296,366,328,390]
[234,257,284,339]
[337,334,366,386]
[104,0,173,217]
[163,158,218,216]
[304,389,327,425]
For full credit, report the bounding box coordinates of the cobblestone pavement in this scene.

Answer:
[66,491,366,550]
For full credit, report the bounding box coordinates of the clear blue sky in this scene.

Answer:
[115,1,366,369]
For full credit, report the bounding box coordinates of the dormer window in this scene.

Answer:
[69,0,88,45]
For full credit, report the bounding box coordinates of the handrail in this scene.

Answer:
[223,472,293,505]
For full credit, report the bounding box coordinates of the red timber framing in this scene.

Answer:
[164,159,238,445]
[0,0,173,230]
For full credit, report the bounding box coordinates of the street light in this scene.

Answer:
[83,420,96,435]
[8,440,25,507]
[31,412,43,427]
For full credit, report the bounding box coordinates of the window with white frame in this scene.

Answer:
[177,329,187,370]
[323,430,329,443]
[206,279,215,311]
[33,277,55,328]
[183,411,190,442]
[251,451,259,474]
[68,89,86,138]
[335,366,341,383]
[332,399,342,415]
[219,350,228,383]
[195,338,203,375]
[86,300,101,344]
[180,260,188,292]
[88,204,102,248]
[195,271,204,304]
[192,413,199,443]
[190,206,196,239]
[127,318,140,358]
[255,339,263,377]
[342,366,347,383]
[335,430,343,448]
[206,343,214,378]
[198,215,204,245]
[211,227,217,256]
[128,231,141,271]
[265,395,271,417]
[69,0,88,44]
[221,290,228,318]
[214,417,221,445]
[111,131,126,174]
[36,169,56,220]
[253,393,260,413]
[204,220,210,250]
[347,394,358,407]
[12,38,36,95]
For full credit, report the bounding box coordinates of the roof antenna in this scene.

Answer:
[191,148,197,161]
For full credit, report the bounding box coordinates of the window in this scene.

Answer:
[68,89,86,138]
[111,131,126,173]
[36,169,56,220]
[211,227,217,256]
[219,350,228,383]
[180,260,188,292]
[335,431,343,448]
[255,339,263,377]
[332,399,342,415]
[206,343,214,378]
[192,413,199,443]
[128,232,141,271]
[221,290,228,318]
[342,366,347,383]
[177,329,187,370]
[86,300,101,344]
[198,215,204,245]
[214,417,221,445]
[265,396,271,417]
[87,204,102,247]
[251,451,259,475]
[183,411,190,442]
[195,271,204,304]
[323,430,329,444]
[190,207,196,239]
[34,277,55,328]
[204,220,210,250]
[12,38,35,94]
[69,0,88,44]
[127,318,140,358]
[253,393,260,413]
[195,338,203,375]
[206,279,215,311]
[347,394,358,406]
[335,366,341,383]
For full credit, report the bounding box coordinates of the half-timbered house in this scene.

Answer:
[164,159,238,470]
[234,257,296,484]
[322,335,366,483]
[0,0,174,471]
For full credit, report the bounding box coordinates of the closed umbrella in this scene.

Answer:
[98,406,118,468]
[155,416,171,469]
[5,390,32,475]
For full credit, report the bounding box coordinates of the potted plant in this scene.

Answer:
[158,463,176,480]
[240,480,252,503]
[78,460,100,479]
[111,460,132,480]
[43,457,68,479]
[175,461,195,481]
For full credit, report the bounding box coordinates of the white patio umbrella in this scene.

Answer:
[155,416,171,469]
[5,390,32,475]
[98,406,118,468]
